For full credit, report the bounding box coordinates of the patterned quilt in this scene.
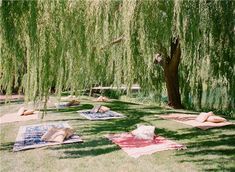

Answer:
[78,110,125,120]
[13,122,83,152]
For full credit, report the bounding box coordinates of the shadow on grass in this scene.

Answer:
[43,104,93,113]
[105,100,140,111]
[153,110,199,116]
[0,99,24,105]
[141,105,170,111]
[50,137,118,159]
[145,112,235,171]
[174,125,235,171]
[0,142,14,151]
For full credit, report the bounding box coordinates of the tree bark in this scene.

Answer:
[164,64,182,109]
[154,37,183,109]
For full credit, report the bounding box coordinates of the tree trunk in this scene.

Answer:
[165,37,183,108]
[154,37,183,109]
[164,64,182,109]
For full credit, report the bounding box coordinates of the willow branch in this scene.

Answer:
[100,35,125,50]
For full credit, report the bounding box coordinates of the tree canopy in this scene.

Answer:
[0,0,234,112]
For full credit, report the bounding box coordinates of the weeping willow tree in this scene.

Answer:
[0,0,234,113]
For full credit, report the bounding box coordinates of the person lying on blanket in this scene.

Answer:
[41,127,75,143]
[196,111,227,123]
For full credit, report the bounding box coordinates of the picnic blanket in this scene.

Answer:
[106,133,185,158]
[0,111,39,124]
[13,122,83,152]
[159,113,234,130]
[54,102,80,109]
[0,94,24,102]
[78,110,124,120]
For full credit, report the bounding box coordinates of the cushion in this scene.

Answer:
[17,107,25,116]
[206,116,227,123]
[96,96,108,102]
[195,112,213,123]
[41,127,65,143]
[98,106,110,113]
[41,127,74,143]
[131,125,155,140]
[90,105,110,113]
[64,128,75,139]
[23,110,35,116]
[67,100,80,106]
[91,105,102,113]
[102,97,109,102]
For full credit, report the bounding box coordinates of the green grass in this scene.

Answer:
[0,97,235,172]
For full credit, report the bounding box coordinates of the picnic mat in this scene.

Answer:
[13,122,83,152]
[159,113,234,130]
[78,110,125,120]
[54,102,80,109]
[106,133,185,158]
[0,111,39,124]
[0,94,24,101]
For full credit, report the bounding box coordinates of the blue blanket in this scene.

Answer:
[78,110,124,120]
[13,122,82,152]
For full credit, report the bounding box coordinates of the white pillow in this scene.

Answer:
[131,125,155,140]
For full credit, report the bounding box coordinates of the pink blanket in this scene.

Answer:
[159,113,234,130]
[106,133,185,158]
[0,94,24,101]
[0,112,39,124]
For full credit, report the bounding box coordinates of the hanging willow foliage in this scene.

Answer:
[0,0,234,112]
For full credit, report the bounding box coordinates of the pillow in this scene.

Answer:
[131,125,155,140]
[206,116,227,123]
[98,106,110,113]
[195,112,213,123]
[41,127,66,143]
[17,107,25,116]
[96,96,108,102]
[96,96,103,102]
[23,110,34,116]
[64,128,75,139]
[102,96,109,102]
[67,100,80,106]
[91,105,101,113]
[41,127,74,143]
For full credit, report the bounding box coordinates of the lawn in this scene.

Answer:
[0,96,234,172]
